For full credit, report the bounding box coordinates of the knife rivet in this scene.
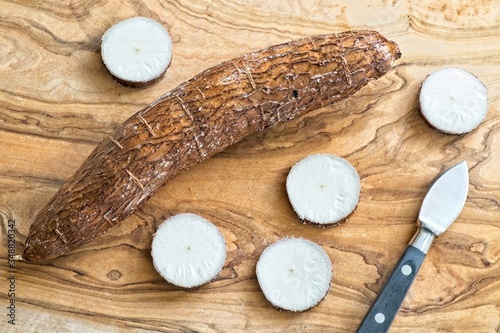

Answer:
[401,264,412,276]
[375,313,385,324]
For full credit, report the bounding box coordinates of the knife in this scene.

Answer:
[357,161,469,333]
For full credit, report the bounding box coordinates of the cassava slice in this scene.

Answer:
[419,67,488,134]
[151,213,226,288]
[101,17,173,88]
[286,154,360,225]
[24,30,401,262]
[256,238,332,312]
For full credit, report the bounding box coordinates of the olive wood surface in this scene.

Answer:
[0,0,499,332]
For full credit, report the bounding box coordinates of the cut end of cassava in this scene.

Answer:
[101,16,173,88]
[419,67,488,134]
[256,238,332,312]
[151,213,226,288]
[286,154,361,226]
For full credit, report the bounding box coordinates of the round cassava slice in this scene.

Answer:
[101,16,173,88]
[256,238,332,312]
[286,154,361,226]
[151,213,226,288]
[419,67,488,134]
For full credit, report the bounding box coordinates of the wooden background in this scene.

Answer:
[0,0,499,332]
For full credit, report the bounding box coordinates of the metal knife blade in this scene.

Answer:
[419,161,469,235]
[357,161,469,333]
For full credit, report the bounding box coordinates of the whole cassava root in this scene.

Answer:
[24,30,401,262]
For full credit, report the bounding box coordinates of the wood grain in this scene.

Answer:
[0,0,499,332]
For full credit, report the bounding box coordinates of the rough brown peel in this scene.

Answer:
[24,30,401,262]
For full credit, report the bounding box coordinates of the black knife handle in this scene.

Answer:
[357,245,426,333]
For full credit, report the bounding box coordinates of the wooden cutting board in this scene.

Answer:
[1,0,498,332]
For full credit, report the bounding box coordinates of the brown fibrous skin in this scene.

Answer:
[299,208,357,228]
[24,30,401,262]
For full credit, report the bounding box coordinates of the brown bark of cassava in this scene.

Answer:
[24,30,401,262]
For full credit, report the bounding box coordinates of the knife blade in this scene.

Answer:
[356,161,469,333]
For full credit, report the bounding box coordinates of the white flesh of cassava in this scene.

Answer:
[101,16,173,86]
[286,154,361,225]
[151,213,226,288]
[256,238,332,312]
[419,67,488,134]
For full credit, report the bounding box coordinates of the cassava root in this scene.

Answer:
[24,30,400,262]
